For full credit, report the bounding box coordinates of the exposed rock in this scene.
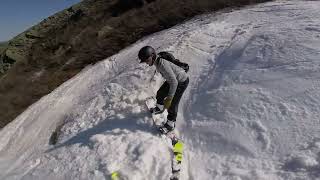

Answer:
[0,41,8,74]
[98,25,114,39]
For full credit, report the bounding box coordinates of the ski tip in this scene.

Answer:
[111,172,120,180]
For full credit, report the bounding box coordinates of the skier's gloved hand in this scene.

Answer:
[164,96,173,109]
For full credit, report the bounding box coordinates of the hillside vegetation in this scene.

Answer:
[0,0,270,128]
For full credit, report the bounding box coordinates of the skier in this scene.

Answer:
[138,46,189,133]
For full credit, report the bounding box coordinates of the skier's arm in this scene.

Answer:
[159,61,178,97]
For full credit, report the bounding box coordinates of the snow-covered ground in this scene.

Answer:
[1,1,320,179]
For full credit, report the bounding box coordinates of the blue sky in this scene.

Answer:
[0,0,82,42]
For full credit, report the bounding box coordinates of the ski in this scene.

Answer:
[145,97,183,180]
[168,136,183,180]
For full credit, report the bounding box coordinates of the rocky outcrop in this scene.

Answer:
[0,3,88,76]
[0,42,7,74]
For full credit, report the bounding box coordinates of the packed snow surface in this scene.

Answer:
[1,1,320,179]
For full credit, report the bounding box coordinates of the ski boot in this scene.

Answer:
[159,120,175,134]
[150,104,164,114]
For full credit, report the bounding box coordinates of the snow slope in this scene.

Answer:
[1,1,320,179]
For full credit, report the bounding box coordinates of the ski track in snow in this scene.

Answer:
[1,1,320,180]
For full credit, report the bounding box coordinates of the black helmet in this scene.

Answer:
[138,46,155,63]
